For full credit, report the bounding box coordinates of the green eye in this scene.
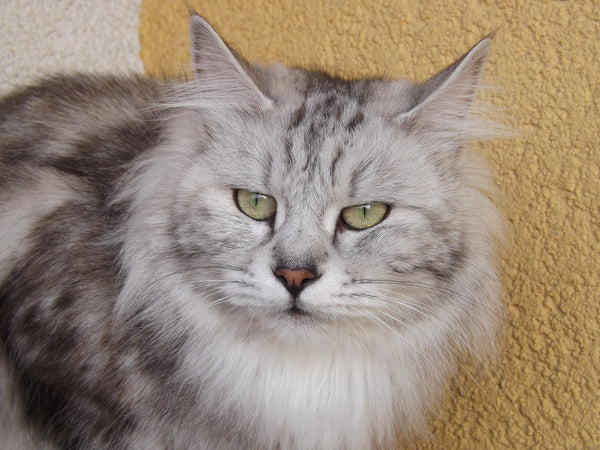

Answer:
[341,203,389,230]
[235,190,277,221]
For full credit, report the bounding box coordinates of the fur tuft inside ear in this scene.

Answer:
[187,13,272,110]
[398,36,493,139]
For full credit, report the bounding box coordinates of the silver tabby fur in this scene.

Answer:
[0,14,503,449]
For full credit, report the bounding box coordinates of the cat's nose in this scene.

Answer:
[273,267,318,297]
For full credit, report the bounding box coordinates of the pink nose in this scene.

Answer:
[274,267,317,296]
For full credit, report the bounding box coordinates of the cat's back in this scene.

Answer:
[0,75,168,448]
[0,74,164,280]
[0,74,164,167]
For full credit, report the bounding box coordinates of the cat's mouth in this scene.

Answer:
[285,303,312,321]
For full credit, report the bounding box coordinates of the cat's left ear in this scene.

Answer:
[397,36,492,136]
[189,14,273,110]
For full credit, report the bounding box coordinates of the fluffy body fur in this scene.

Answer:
[0,15,503,449]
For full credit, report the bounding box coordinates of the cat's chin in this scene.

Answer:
[219,302,343,345]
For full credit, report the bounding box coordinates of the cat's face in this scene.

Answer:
[168,85,464,343]
[143,15,498,346]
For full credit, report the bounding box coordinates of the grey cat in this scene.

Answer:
[0,13,503,450]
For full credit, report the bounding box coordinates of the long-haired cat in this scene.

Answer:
[0,13,503,449]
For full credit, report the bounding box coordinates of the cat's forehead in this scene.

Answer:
[207,70,433,206]
[284,89,364,149]
[267,67,415,120]
[271,78,419,188]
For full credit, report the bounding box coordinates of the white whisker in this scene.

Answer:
[355,278,459,298]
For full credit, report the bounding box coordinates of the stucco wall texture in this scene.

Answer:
[139,1,599,448]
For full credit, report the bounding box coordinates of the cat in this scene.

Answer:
[0,12,503,450]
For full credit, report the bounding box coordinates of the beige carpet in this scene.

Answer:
[0,0,142,95]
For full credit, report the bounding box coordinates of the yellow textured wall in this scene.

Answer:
[139,1,599,447]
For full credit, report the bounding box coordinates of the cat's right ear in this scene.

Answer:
[189,14,273,110]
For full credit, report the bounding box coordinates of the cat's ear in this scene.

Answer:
[397,36,492,137]
[189,14,273,110]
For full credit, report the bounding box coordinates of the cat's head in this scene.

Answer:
[136,15,502,351]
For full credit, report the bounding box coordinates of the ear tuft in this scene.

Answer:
[187,14,272,110]
[398,36,493,139]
